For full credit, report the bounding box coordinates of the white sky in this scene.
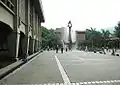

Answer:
[41,0,120,31]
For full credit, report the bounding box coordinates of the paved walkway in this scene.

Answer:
[0,51,40,80]
[0,50,120,85]
[97,49,120,56]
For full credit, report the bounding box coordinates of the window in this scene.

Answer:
[30,0,33,26]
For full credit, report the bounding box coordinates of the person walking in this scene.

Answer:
[22,53,28,63]
[106,47,109,52]
[111,48,115,55]
[61,46,64,53]
[56,45,59,53]
[102,47,106,54]
[66,47,67,52]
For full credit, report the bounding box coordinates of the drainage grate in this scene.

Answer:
[40,81,120,85]
[38,81,120,85]
[2,80,120,85]
[41,80,120,85]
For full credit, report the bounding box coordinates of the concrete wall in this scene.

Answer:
[76,33,86,41]
[76,31,86,46]
[0,5,14,29]
[19,0,26,23]
[0,0,44,61]
[7,31,17,58]
[0,4,16,59]
[55,27,68,43]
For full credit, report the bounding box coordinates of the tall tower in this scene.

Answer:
[68,21,72,50]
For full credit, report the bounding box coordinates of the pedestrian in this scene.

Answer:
[111,48,115,55]
[85,46,88,52]
[106,47,108,52]
[47,46,49,51]
[56,45,59,53]
[22,53,28,62]
[102,47,106,54]
[66,47,67,52]
[61,46,64,53]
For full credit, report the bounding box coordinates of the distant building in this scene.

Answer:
[76,31,86,46]
[55,27,68,47]
[0,0,45,61]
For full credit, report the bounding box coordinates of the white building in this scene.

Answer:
[55,27,68,43]
[55,27,68,48]
[55,27,76,49]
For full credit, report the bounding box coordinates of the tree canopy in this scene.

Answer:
[78,27,111,50]
[41,26,60,50]
[114,21,120,38]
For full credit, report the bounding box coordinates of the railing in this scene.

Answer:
[0,0,15,12]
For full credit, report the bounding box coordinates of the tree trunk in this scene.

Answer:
[92,40,93,50]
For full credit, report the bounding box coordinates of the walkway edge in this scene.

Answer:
[55,55,71,84]
[0,51,42,80]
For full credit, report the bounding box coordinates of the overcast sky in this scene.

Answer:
[41,0,120,31]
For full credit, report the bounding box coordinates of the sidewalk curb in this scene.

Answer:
[0,51,42,80]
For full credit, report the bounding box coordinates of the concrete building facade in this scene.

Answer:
[55,27,67,41]
[55,27,68,47]
[0,0,44,61]
[76,31,86,46]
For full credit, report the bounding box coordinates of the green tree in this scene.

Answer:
[79,27,111,51]
[101,29,111,47]
[114,21,120,48]
[41,26,60,50]
[101,29,110,39]
[86,27,102,49]
[114,21,120,38]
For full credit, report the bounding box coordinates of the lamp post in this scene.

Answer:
[68,21,72,50]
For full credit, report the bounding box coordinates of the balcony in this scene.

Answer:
[0,0,15,14]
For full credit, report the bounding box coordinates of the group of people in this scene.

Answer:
[101,47,117,55]
[56,45,68,53]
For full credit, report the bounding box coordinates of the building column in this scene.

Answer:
[38,40,40,50]
[15,31,20,60]
[32,39,35,53]
[33,35,36,53]
[28,37,33,54]
[7,31,18,61]
[36,40,38,51]
[26,36,30,54]
[22,35,28,54]
[26,0,31,55]
[34,39,36,52]
[14,0,20,61]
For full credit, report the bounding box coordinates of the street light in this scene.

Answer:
[68,21,72,28]
[68,21,72,50]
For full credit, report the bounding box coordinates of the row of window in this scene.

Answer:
[30,0,33,25]
[1,0,14,12]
